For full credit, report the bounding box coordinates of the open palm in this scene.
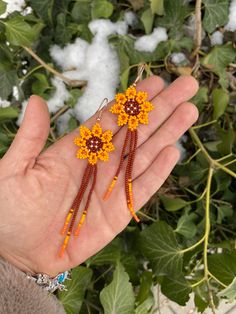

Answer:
[0,76,198,277]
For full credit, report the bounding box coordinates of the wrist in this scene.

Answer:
[0,248,38,276]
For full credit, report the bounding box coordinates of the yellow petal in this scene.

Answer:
[88,153,98,165]
[101,130,113,142]
[118,112,128,126]
[136,91,148,104]
[141,101,154,112]
[92,123,102,137]
[115,93,127,104]
[110,103,124,114]
[98,150,109,161]
[125,86,136,99]
[138,111,149,124]
[76,147,89,159]
[128,116,138,130]
[74,137,86,147]
[103,142,115,152]
[80,125,91,139]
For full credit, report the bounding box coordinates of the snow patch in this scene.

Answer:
[134,27,168,52]
[225,0,236,31]
[0,98,11,108]
[210,31,223,46]
[0,0,25,18]
[170,52,188,66]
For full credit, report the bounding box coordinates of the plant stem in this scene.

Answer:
[191,277,205,288]
[192,120,217,129]
[204,167,216,313]
[138,210,157,222]
[192,0,202,57]
[23,46,86,87]
[50,105,70,123]
[208,270,227,288]
[180,235,205,254]
[21,65,43,81]
[189,128,236,179]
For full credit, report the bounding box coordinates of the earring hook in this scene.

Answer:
[133,63,146,86]
[96,98,109,121]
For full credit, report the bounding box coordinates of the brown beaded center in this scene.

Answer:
[124,99,140,116]
[86,136,103,153]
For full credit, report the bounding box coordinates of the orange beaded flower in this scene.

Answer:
[110,86,154,131]
[74,123,114,165]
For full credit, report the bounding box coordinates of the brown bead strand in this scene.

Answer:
[58,164,93,257]
[68,164,94,233]
[103,128,130,200]
[74,164,97,236]
[125,129,140,222]
[60,163,91,235]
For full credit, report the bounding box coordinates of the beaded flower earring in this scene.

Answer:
[59,98,115,257]
[103,65,154,222]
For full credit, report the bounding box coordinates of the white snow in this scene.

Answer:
[16,99,28,125]
[47,77,71,114]
[0,98,10,108]
[0,0,25,18]
[124,11,138,27]
[50,19,128,126]
[210,31,223,46]
[56,109,74,135]
[170,52,188,65]
[13,86,19,101]
[225,0,236,31]
[134,27,168,52]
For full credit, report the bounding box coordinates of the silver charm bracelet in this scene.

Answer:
[26,270,71,293]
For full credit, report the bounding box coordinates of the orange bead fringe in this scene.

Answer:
[104,84,154,222]
[59,122,113,258]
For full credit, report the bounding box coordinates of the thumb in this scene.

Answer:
[1,95,50,172]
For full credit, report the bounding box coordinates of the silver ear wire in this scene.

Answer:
[96,98,109,121]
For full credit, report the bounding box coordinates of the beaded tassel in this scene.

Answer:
[103,70,154,222]
[59,118,114,258]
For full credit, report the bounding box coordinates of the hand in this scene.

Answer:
[0,75,199,276]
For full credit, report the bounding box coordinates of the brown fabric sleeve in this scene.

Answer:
[0,257,66,314]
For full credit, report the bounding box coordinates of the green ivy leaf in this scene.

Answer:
[208,252,236,285]
[203,0,229,33]
[157,0,189,37]
[58,266,92,314]
[160,195,187,211]
[191,87,208,113]
[135,298,153,314]
[139,221,183,276]
[91,0,114,19]
[29,0,54,23]
[0,106,19,123]
[141,8,154,34]
[218,277,236,302]
[175,213,197,239]
[216,127,235,154]
[161,275,191,305]
[0,0,7,15]
[136,271,153,305]
[201,44,236,89]
[100,262,135,314]
[0,69,18,99]
[72,0,91,23]
[150,0,164,15]
[32,73,50,97]
[212,88,229,119]
[4,17,38,46]
[86,238,122,266]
